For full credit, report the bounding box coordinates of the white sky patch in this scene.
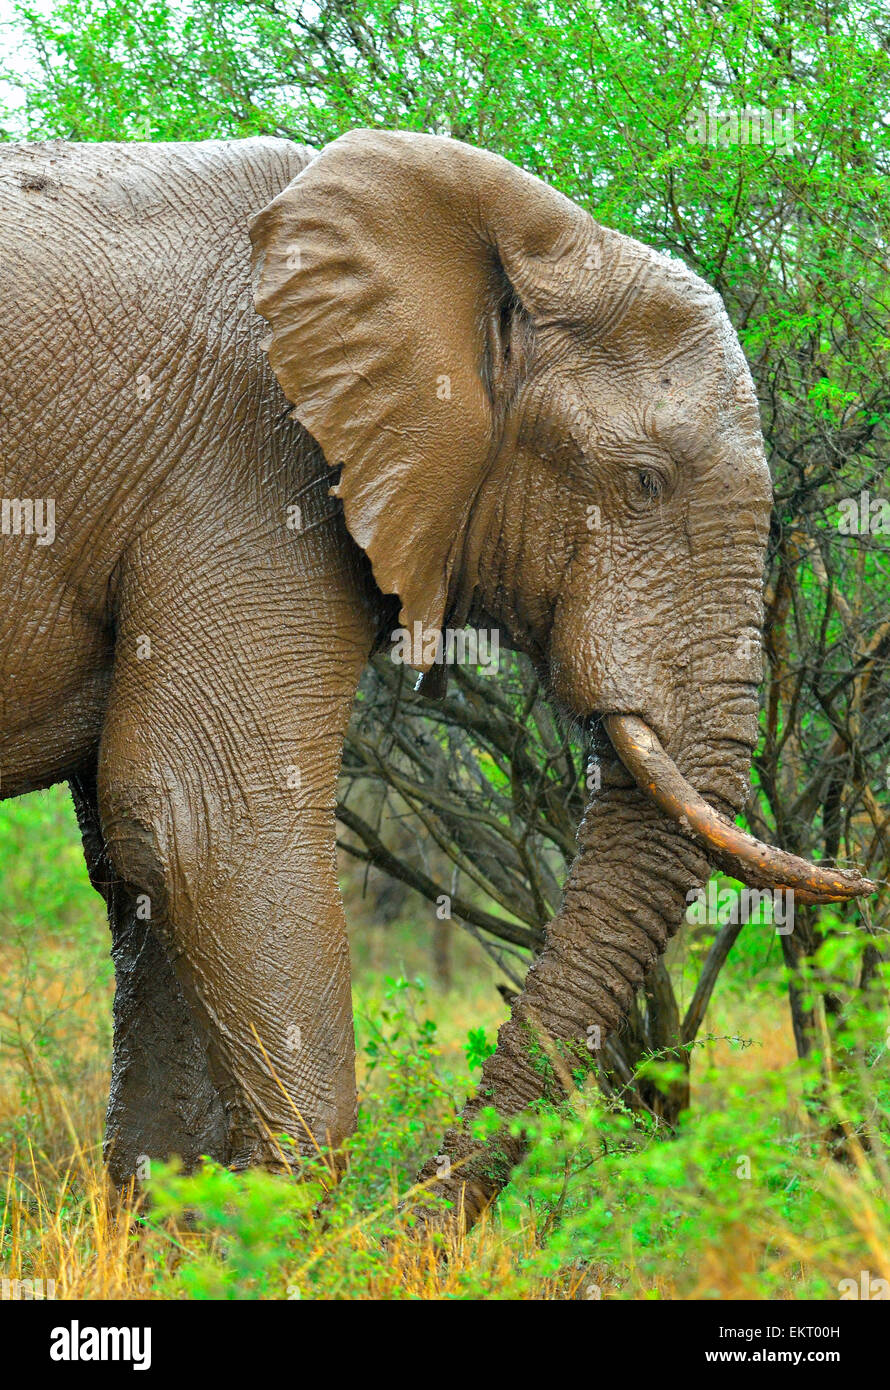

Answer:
[0,0,48,128]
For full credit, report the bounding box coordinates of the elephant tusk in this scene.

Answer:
[603,713,876,905]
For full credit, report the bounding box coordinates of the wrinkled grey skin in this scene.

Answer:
[2,138,383,1177]
[1,133,773,1210]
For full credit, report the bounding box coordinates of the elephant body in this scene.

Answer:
[1,132,866,1214]
[4,138,328,796]
[2,138,382,1173]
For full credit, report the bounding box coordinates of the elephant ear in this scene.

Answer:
[249,128,596,665]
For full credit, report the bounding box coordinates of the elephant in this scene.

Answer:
[0,130,872,1223]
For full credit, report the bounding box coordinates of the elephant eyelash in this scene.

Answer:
[638,468,668,503]
[634,457,677,506]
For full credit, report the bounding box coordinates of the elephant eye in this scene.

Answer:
[638,468,663,501]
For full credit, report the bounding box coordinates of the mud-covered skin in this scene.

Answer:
[70,771,228,1173]
[2,133,855,1214]
[1,140,383,1177]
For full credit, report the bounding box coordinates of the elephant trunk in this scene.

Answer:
[415,692,873,1228]
[415,755,709,1225]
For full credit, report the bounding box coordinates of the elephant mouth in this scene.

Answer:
[603,713,875,905]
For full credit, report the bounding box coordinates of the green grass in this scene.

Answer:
[1,787,888,1299]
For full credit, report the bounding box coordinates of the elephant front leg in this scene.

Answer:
[96,528,373,1172]
[70,772,229,1185]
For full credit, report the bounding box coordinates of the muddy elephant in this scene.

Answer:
[0,130,871,1220]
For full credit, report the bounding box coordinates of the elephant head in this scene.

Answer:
[250,130,872,1218]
